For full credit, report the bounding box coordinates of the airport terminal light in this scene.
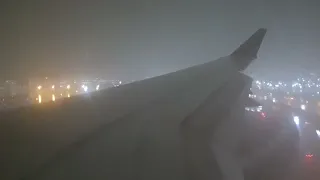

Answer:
[67,85,70,90]
[300,104,306,111]
[52,94,55,101]
[37,85,42,90]
[67,93,70,98]
[52,85,55,89]
[96,85,100,91]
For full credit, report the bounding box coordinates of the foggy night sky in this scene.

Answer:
[1,0,320,81]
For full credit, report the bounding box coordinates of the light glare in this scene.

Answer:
[38,94,42,104]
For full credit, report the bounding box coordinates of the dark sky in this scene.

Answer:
[1,0,320,80]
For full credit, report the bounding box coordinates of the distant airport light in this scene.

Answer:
[81,84,88,92]
[316,130,320,138]
[293,116,300,126]
[67,85,70,89]
[96,85,100,91]
[119,81,122,85]
[37,85,42,90]
[52,94,56,101]
[67,93,70,98]
[301,104,306,111]
[306,154,314,158]
[257,106,262,112]
[52,85,55,89]
[38,94,42,104]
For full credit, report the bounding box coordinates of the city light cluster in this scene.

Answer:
[250,74,320,116]
[254,76,320,95]
[30,78,122,104]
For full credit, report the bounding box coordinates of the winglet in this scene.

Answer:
[231,28,267,71]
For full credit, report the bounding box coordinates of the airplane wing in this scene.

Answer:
[0,28,267,180]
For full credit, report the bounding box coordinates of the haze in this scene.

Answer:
[1,0,320,81]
